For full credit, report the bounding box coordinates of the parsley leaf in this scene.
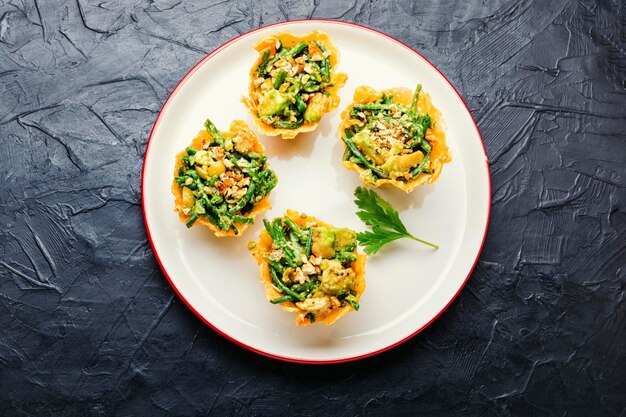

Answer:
[354,187,439,255]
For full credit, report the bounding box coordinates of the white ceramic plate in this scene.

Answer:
[142,20,490,363]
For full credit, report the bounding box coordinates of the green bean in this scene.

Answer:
[273,119,304,129]
[182,155,191,167]
[270,295,296,304]
[294,94,307,112]
[346,298,359,311]
[186,147,197,155]
[264,49,287,73]
[201,194,230,231]
[420,138,432,154]
[285,41,307,57]
[232,214,254,224]
[284,218,306,243]
[304,227,313,258]
[228,182,256,215]
[204,118,226,144]
[289,233,304,265]
[271,219,297,263]
[263,219,296,267]
[342,147,352,161]
[268,260,285,275]
[352,103,393,112]
[256,48,271,75]
[273,69,287,89]
[411,84,422,113]
[270,267,303,300]
[315,41,330,81]
[185,213,199,228]
[342,138,386,178]
[303,81,333,93]
[292,280,317,293]
[410,154,430,178]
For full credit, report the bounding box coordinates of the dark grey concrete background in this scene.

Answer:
[0,0,624,416]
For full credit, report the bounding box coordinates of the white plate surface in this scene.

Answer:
[142,20,490,363]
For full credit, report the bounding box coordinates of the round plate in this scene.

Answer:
[142,20,490,363]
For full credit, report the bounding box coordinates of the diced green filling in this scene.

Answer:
[263,217,360,314]
[303,93,325,123]
[381,151,424,174]
[312,226,335,258]
[175,118,277,232]
[333,228,357,252]
[254,41,334,129]
[258,89,290,117]
[320,259,355,295]
[342,84,434,181]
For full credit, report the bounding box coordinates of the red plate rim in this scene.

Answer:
[141,19,491,364]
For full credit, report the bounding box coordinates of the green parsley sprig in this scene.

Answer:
[354,187,438,255]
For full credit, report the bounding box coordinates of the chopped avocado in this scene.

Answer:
[312,226,335,258]
[192,199,205,215]
[352,131,385,165]
[336,251,357,263]
[282,267,294,285]
[258,89,289,117]
[389,142,403,157]
[304,93,325,123]
[333,228,357,252]
[320,259,356,296]
[382,151,424,174]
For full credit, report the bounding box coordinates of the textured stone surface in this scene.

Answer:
[0,0,624,415]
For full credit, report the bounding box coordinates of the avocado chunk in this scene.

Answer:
[312,226,335,258]
[382,151,424,174]
[320,259,356,296]
[304,93,325,123]
[352,131,385,165]
[258,89,289,117]
[333,228,357,252]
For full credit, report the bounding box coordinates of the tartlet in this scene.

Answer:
[172,119,277,236]
[242,31,348,139]
[339,85,452,192]
[249,210,366,326]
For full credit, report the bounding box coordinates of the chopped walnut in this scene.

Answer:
[301,263,316,275]
[252,77,265,88]
[210,146,225,160]
[237,177,251,188]
[292,268,307,284]
[216,181,228,193]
